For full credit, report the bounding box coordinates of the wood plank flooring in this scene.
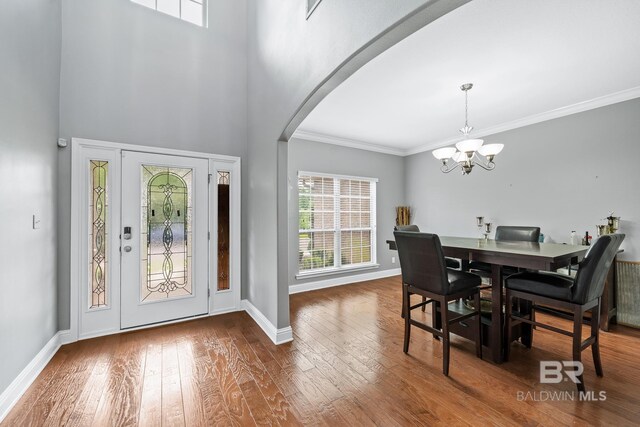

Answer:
[3,276,640,426]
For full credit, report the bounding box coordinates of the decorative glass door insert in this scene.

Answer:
[217,171,230,291]
[141,166,193,302]
[90,160,109,308]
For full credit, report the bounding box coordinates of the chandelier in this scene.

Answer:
[432,83,504,175]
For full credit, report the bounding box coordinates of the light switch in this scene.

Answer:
[33,214,41,229]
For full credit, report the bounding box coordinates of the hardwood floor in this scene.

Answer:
[3,276,640,426]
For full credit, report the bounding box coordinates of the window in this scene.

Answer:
[298,172,377,276]
[132,0,207,27]
[306,0,323,18]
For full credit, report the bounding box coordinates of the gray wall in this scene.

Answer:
[247,0,466,329]
[0,1,61,393]
[288,138,405,287]
[406,98,640,261]
[57,0,247,329]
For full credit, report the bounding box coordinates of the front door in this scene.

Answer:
[120,151,209,328]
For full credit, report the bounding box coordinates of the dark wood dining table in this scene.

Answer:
[387,236,590,363]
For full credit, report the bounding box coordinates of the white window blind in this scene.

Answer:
[132,0,207,27]
[298,172,377,275]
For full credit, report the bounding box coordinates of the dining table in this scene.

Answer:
[386,236,590,363]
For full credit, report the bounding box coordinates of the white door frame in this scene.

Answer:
[69,138,241,342]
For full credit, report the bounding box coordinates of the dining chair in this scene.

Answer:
[394,225,462,314]
[504,234,625,392]
[468,226,541,274]
[394,231,483,376]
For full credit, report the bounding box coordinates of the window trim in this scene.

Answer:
[297,171,378,278]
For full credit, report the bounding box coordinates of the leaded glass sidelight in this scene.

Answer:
[141,165,193,302]
[89,160,108,309]
[217,171,230,291]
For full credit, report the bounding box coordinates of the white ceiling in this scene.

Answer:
[295,0,640,156]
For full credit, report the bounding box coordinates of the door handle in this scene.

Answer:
[123,246,132,253]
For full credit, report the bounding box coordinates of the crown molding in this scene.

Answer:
[291,129,407,156]
[405,86,640,156]
[295,86,640,157]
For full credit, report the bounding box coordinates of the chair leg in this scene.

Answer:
[422,296,427,312]
[528,304,535,347]
[504,290,513,362]
[592,300,604,377]
[518,299,533,348]
[474,291,482,359]
[403,284,411,354]
[531,304,537,331]
[401,284,407,319]
[441,298,450,376]
[573,307,586,393]
[432,301,441,341]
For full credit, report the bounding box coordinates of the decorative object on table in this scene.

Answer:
[582,231,592,246]
[570,230,578,245]
[606,213,620,234]
[431,83,504,175]
[538,233,545,243]
[395,206,411,226]
[483,222,492,240]
[476,216,484,237]
[597,213,621,236]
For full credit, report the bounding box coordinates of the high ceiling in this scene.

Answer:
[295,0,640,156]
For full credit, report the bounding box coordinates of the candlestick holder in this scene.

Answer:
[483,222,492,240]
[476,216,484,238]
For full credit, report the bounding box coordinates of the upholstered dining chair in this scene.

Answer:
[504,234,625,392]
[468,226,541,274]
[394,231,483,376]
[394,225,462,315]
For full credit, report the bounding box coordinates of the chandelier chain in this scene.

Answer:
[465,88,469,128]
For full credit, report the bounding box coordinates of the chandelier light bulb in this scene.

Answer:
[478,143,504,157]
[455,138,484,153]
[432,147,457,160]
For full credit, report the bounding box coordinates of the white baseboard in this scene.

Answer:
[241,300,293,345]
[58,329,73,346]
[209,306,242,316]
[289,268,401,295]
[0,330,68,422]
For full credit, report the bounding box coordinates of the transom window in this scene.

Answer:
[132,0,207,27]
[307,0,323,18]
[298,172,377,275]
